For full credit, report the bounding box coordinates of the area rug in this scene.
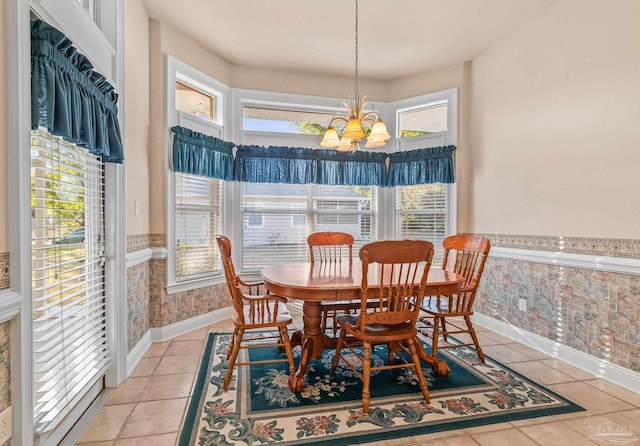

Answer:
[179,332,584,445]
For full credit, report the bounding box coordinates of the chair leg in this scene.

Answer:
[431,316,441,359]
[224,328,244,391]
[441,317,449,342]
[226,327,239,360]
[278,326,296,376]
[387,343,394,365]
[331,330,346,373]
[362,340,371,414]
[321,310,328,334]
[407,337,430,404]
[331,311,339,338]
[465,316,485,363]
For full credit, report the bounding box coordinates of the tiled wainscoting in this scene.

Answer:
[126,233,640,390]
[0,252,9,289]
[126,235,229,355]
[475,234,640,381]
[0,252,12,417]
[0,320,10,413]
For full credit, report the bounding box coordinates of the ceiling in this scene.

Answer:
[142,0,557,81]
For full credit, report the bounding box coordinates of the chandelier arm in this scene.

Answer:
[360,110,382,124]
[328,116,349,127]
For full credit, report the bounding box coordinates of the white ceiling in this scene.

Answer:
[142,0,557,81]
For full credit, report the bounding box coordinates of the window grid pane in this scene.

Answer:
[241,183,375,269]
[175,173,222,279]
[395,183,447,264]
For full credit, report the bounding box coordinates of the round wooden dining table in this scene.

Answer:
[261,261,464,392]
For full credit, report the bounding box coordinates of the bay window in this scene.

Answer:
[166,65,456,278]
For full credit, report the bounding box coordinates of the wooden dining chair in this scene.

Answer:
[332,239,434,414]
[420,234,491,362]
[308,231,358,337]
[216,235,296,391]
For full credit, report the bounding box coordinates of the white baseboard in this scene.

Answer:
[150,307,232,342]
[472,312,640,394]
[126,330,151,376]
[126,307,232,376]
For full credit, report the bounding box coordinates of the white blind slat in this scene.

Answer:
[396,183,447,264]
[175,172,222,279]
[241,183,375,270]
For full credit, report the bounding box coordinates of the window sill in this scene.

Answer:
[166,275,225,295]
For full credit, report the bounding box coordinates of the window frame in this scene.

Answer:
[165,56,230,294]
[165,73,457,278]
[386,88,458,250]
[232,89,387,273]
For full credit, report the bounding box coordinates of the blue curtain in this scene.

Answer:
[234,145,387,186]
[171,126,235,180]
[386,145,456,186]
[30,20,124,163]
[315,150,387,186]
[235,146,317,184]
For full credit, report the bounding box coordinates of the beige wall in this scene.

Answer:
[387,63,464,102]
[147,20,166,234]
[0,0,9,252]
[125,0,151,236]
[467,0,640,238]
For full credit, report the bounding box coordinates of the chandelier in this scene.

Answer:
[320,0,390,152]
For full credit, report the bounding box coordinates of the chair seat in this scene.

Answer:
[321,300,360,311]
[337,314,415,339]
[421,299,473,317]
[233,301,292,326]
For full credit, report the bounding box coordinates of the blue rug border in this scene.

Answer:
[179,331,585,446]
[179,332,215,446]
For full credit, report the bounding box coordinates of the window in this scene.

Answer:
[291,215,306,226]
[398,101,448,138]
[395,184,448,263]
[31,130,109,433]
[243,106,334,135]
[168,58,229,291]
[241,183,376,269]
[176,81,215,122]
[175,174,221,280]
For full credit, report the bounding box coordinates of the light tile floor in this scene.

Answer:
[76,310,640,445]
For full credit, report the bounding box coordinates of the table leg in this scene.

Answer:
[288,302,330,392]
[414,336,451,376]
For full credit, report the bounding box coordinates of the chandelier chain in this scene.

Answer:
[354,0,359,101]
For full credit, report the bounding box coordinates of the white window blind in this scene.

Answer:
[175,173,222,279]
[395,183,447,264]
[241,183,375,270]
[31,130,109,433]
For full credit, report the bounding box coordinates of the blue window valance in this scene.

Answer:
[314,150,388,186]
[234,145,387,186]
[234,146,318,184]
[171,126,456,187]
[30,20,124,163]
[171,126,235,180]
[386,145,456,186]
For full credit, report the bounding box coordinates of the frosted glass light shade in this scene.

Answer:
[364,137,386,148]
[337,137,353,152]
[369,119,391,141]
[320,127,340,147]
[342,118,365,139]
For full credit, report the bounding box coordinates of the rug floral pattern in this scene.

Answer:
[180,332,583,446]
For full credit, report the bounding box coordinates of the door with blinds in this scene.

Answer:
[31,130,110,435]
